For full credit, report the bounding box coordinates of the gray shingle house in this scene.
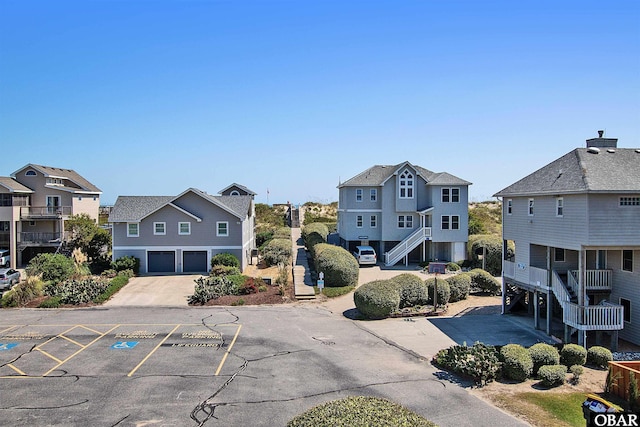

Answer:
[109,186,256,274]
[495,132,640,349]
[337,161,471,266]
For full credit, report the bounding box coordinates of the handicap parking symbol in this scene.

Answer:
[111,341,139,350]
[0,343,18,351]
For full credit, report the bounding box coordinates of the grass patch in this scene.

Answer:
[492,391,586,427]
[314,285,354,298]
[93,275,130,304]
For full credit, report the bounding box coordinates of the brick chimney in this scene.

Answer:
[586,130,618,148]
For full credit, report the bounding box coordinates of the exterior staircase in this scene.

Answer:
[384,226,431,266]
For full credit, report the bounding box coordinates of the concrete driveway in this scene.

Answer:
[104,274,203,306]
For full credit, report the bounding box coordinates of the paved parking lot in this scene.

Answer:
[0,305,527,427]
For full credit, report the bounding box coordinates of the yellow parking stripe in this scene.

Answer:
[76,325,103,335]
[58,334,84,348]
[7,363,26,376]
[0,325,20,334]
[36,349,63,364]
[215,324,242,376]
[127,324,181,377]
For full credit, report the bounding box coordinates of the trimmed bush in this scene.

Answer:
[467,234,505,276]
[425,277,450,307]
[26,253,75,283]
[354,280,400,319]
[446,262,461,272]
[433,342,501,386]
[560,344,587,367]
[305,233,326,258]
[468,268,501,295]
[313,243,358,288]
[391,273,429,308]
[501,343,533,382]
[301,223,329,244]
[262,238,292,266]
[528,343,560,375]
[273,227,292,239]
[210,253,240,268]
[112,256,140,275]
[445,273,471,303]
[287,396,436,427]
[189,276,239,305]
[587,346,613,369]
[210,265,241,277]
[538,364,567,387]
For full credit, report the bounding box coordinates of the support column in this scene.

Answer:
[546,291,552,335]
[611,331,619,352]
[533,290,539,330]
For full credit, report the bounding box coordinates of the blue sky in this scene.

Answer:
[1,1,639,205]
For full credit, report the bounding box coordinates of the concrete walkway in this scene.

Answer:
[104,274,200,306]
[291,227,315,300]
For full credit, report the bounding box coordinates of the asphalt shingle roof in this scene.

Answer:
[338,161,471,187]
[494,148,640,197]
[218,183,257,196]
[13,164,102,193]
[0,177,33,193]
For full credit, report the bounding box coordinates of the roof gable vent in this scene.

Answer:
[587,147,600,154]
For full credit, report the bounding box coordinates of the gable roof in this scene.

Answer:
[338,161,471,187]
[218,183,256,196]
[0,177,34,193]
[494,148,640,197]
[12,164,102,194]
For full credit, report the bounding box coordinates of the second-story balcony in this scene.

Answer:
[503,261,613,293]
[18,232,68,245]
[20,206,72,219]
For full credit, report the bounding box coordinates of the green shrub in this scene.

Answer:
[433,342,501,386]
[256,231,274,248]
[445,273,471,303]
[391,273,429,308]
[111,256,140,275]
[501,343,533,382]
[528,343,560,375]
[560,344,587,367]
[262,238,292,266]
[538,365,567,387]
[93,274,130,304]
[301,222,329,244]
[570,364,583,384]
[0,276,45,307]
[354,280,400,319]
[210,265,241,277]
[587,346,613,369]
[425,277,451,307]
[26,253,75,283]
[273,227,292,239]
[258,285,268,292]
[305,233,326,258]
[468,268,501,295]
[210,253,240,268]
[313,243,358,288]
[446,262,461,272]
[47,277,110,305]
[38,296,62,308]
[189,276,239,305]
[467,234,505,276]
[287,396,436,427]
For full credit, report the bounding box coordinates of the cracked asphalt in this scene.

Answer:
[0,305,527,427]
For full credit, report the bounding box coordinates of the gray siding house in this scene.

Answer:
[337,161,471,266]
[109,186,256,274]
[495,132,640,349]
[0,164,102,267]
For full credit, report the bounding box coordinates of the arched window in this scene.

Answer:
[230,190,240,196]
[399,170,414,199]
[25,170,36,176]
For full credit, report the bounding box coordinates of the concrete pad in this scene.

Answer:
[104,275,201,306]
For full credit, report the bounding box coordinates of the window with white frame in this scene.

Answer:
[25,170,36,176]
[230,190,240,196]
[441,215,450,230]
[556,198,564,217]
[452,188,460,203]
[451,215,459,229]
[507,199,513,215]
[178,222,191,235]
[620,197,640,206]
[127,223,139,237]
[623,250,633,272]
[528,198,534,216]
[370,189,377,202]
[217,221,229,236]
[370,215,377,228]
[154,222,166,235]
[441,215,460,230]
[442,188,450,203]
[441,188,460,203]
[399,170,414,198]
[356,215,363,228]
[398,215,413,228]
[356,189,363,202]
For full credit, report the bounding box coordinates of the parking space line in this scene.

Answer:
[76,325,103,335]
[58,334,84,348]
[42,325,120,377]
[7,363,26,376]
[36,349,63,364]
[127,324,181,377]
[0,325,20,334]
[215,324,242,376]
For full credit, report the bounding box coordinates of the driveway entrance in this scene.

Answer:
[104,274,202,306]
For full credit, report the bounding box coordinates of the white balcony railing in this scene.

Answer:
[384,226,431,266]
[20,206,72,219]
[570,269,613,292]
[529,266,549,289]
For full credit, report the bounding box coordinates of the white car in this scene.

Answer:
[353,245,377,266]
[0,268,20,290]
[0,249,9,267]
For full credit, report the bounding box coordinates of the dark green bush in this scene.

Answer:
[301,222,329,243]
[528,343,560,375]
[189,276,239,305]
[210,265,241,277]
[26,253,75,283]
[425,277,451,307]
[112,256,140,275]
[587,346,613,369]
[445,273,471,303]
[538,365,567,387]
[446,262,461,272]
[560,344,587,367]
[313,243,358,288]
[262,238,292,266]
[211,253,240,268]
[391,273,429,308]
[354,280,400,319]
[256,231,274,248]
[287,396,436,427]
[433,342,501,386]
[305,233,326,258]
[467,234,505,276]
[501,343,533,382]
[468,269,501,295]
[273,227,291,239]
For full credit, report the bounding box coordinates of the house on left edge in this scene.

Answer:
[0,164,102,268]
[109,186,256,274]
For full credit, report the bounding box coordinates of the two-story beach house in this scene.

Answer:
[337,161,471,266]
[495,132,640,349]
[0,164,102,268]
[109,186,256,274]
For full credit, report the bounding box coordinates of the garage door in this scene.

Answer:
[183,251,207,273]
[148,251,175,273]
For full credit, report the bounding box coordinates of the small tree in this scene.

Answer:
[26,253,75,284]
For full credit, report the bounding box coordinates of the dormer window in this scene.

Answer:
[25,170,37,176]
[399,170,414,199]
[46,178,64,186]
